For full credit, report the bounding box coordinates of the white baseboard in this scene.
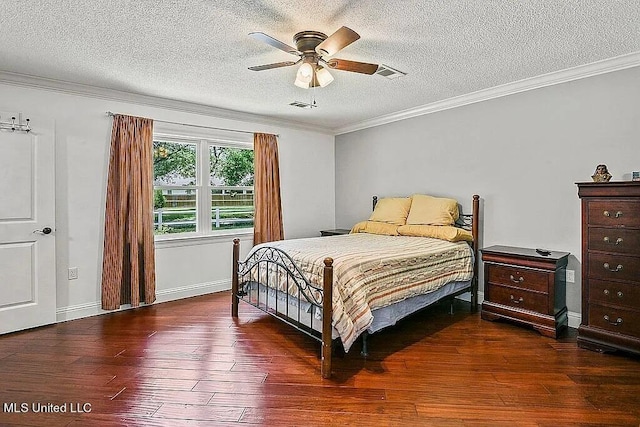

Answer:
[56,279,231,322]
[155,279,230,303]
[567,311,581,329]
[56,283,583,330]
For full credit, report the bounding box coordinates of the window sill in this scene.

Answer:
[154,229,253,249]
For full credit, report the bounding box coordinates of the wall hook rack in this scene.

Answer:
[0,113,31,133]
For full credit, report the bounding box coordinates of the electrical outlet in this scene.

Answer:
[68,267,79,280]
[566,269,575,283]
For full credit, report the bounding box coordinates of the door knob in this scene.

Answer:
[33,227,53,235]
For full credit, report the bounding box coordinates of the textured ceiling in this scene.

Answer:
[1,1,639,132]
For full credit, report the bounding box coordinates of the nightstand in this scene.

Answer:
[320,228,350,237]
[481,245,569,338]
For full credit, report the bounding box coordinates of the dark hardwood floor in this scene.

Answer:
[1,291,639,426]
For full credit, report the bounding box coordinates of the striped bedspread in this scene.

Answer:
[245,233,474,352]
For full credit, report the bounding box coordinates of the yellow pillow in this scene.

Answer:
[397,224,473,242]
[406,194,459,226]
[351,221,399,236]
[368,197,412,226]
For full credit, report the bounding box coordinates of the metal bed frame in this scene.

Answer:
[231,194,480,378]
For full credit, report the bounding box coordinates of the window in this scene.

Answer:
[153,135,254,237]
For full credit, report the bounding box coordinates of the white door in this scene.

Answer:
[0,114,56,334]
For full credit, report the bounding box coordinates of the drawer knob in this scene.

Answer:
[603,315,623,326]
[603,263,623,272]
[603,236,623,245]
[617,291,624,298]
[509,295,524,304]
[509,274,524,283]
[603,210,623,218]
[603,289,610,295]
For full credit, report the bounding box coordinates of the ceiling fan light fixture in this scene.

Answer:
[294,75,310,88]
[249,27,379,88]
[297,62,314,82]
[315,66,334,87]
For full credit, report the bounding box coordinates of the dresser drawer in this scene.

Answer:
[588,279,640,310]
[487,284,549,313]
[588,303,640,337]
[588,227,640,256]
[588,252,640,282]
[587,200,640,227]
[487,264,548,293]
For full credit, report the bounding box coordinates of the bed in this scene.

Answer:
[231,194,480,378]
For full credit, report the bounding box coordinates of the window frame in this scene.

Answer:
[152,128,254,243]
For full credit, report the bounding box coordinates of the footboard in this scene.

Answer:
[231,239,334,378]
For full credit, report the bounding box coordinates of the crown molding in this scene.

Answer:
[0,70,333,135]
[2,51,639,137]
[334,51,640,135]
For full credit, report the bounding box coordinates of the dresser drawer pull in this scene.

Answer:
[509,295,524,304]
[603,289,624,298]
[603,210,623,218]
[603,315,623,326]
[603,263,623,272]
[603,236,623,245]
[509,274,524,283]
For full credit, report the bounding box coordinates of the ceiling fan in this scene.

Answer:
[248,26,379,89]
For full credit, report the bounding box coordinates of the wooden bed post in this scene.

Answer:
[231,238,240,317]
[471,195,480,310]
[321,257,334,379]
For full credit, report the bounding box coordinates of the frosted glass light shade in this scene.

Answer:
[315,66,334,87]
[298,63,313,82]
[294,75,310,88]
[294,62,314,88]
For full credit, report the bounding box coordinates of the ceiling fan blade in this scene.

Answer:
[248,61,298,71]
[325,58,379,75]
[249,32,299,55]
[315,26,360,56]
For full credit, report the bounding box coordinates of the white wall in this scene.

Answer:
[335,66,640,316]
[0,80,335,321]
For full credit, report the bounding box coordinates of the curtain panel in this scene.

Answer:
[101,114,156,310]
[253,133,284,245]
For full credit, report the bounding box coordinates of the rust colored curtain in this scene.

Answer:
[253,133,284,245]
[101,114,156,310]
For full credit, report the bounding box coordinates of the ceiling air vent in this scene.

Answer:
[289,101,318,109]
[375,64,407,80]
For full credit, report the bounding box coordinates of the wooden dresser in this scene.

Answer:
[577,181,640,355]
[481,245,569,338]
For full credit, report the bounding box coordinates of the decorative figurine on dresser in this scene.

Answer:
[576,181,640,356]
[591,164,612,182]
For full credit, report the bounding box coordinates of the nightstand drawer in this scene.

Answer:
[588,303,640,337]
[488,285,549,313]
[588,228,640,256]
[487,264,548,294]
[588,252,640,282]
[589,279,640,310]
[587,200,640,227]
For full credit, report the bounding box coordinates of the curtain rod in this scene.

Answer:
[106,112,278,137]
